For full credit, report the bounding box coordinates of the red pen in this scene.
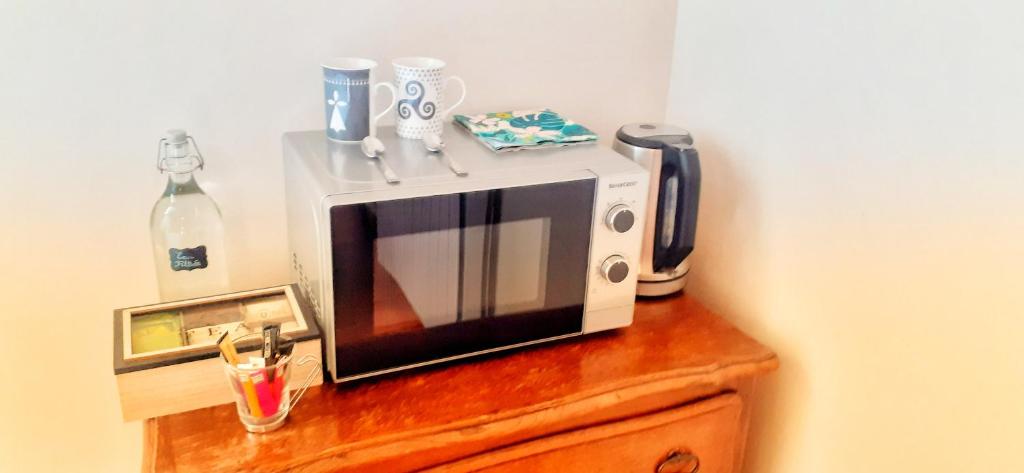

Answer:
[251,370,278,417]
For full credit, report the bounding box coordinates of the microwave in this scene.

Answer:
[283,126,649,382]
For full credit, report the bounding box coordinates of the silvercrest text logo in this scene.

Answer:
[609,181,638,189]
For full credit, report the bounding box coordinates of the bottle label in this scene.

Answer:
[169,246,209,271]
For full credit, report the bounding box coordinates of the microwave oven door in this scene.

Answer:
[328,177,596,380]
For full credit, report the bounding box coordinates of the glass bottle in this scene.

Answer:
[150,129,230,301]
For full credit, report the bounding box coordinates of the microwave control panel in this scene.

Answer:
[586,170,650,313]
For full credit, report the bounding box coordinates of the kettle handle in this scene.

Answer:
[653,143,701,272]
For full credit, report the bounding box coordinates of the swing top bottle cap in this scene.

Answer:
[165,129,188,145]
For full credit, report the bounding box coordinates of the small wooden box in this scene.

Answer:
[113,285,322,421]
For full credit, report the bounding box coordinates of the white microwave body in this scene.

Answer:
[284,126,649,382]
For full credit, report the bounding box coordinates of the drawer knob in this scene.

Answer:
[656,451,700,473]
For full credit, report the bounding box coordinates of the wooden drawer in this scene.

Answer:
[428,393,744,473]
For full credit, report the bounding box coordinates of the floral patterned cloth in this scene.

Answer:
[453,109,598,152]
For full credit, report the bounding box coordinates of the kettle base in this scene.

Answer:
[636,274,688,297]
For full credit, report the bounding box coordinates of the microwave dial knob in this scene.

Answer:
[601,255,630,283]
[605,204,635,233]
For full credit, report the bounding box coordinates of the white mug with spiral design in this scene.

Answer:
[392,57,467,139]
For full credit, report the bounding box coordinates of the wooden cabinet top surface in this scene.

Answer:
[144,295,778,472]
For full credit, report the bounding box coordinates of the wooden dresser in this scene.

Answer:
[144,296,778,472]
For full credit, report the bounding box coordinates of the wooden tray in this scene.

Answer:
[113,285,322,421]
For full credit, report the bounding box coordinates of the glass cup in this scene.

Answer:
[221,338,320,433]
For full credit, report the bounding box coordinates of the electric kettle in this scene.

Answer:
[613,123,701,296]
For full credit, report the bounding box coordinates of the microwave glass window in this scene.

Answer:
[374,217,551,335]
[330,178,596,378]
[473,217,550,317]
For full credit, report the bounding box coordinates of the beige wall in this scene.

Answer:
[0,1,677,470]
[668,1,1024,471]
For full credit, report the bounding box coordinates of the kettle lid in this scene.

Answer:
[615,123,693,149]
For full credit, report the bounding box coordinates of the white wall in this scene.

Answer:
[669,1,1024,471]
[0,1,677,471]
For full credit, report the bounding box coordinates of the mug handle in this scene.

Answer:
[441,76,466,120]
[288,353,322,411]
[371,82,398,137]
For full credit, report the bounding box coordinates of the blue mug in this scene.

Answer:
[322,58,397,143]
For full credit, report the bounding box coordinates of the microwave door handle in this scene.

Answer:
[653,143,701,272]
